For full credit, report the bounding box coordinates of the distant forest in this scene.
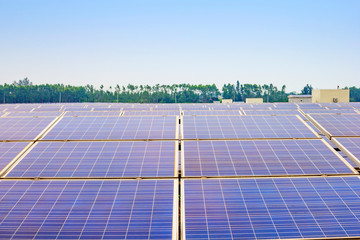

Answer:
[1,78,359,103]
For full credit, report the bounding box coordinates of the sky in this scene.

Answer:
[0,0,359,92]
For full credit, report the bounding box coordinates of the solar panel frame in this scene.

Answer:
[5,141,179,178]
[0,179,178,239]
[182,177,360,240]
[42,116,179,140]
[182,115,320,140]
[181,139,357,177]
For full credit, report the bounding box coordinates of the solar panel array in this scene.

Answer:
[6,141,177,178]
[182,140,355,177]
[183,177,360,239]
[43,116,177,140]
[0,117,56,141]
[0,180,175,239]
[182,115,318,139]
[0,102,360,240]
[308,114,360,138]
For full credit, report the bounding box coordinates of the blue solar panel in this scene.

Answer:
[183,116,318,139]
[64,111,121,117]
[302,109,357,114]
[297,103,324,109]
[43,116,177,140]
[4,104,39,112]
[154,105,181,111]
[123,111,181,116]
[33,105,63,112]
[309,114,360,137]
[0,117,56,140]
[320,103,355,109]
[5,112,62,117]
[62,106,90,111]
[184,177,360,239]
[183,110,241,116]
[0,142,29,174]
[181,105,210,110]
[7,141,177,178]
[274,103,298,109]
[243,110,306,119]
[182,140,356,177]
[0,180,175,239]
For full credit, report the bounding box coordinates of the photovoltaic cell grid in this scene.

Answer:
[182,116,318,139]
[0,180,175,240]
[310,114,360,137]
[0,117,55,140]
[0,142,29,173]
[182,140,355,177]
[122,107,152,111]
[243,110,302,116]
[43,116,176,140]
[184,177,360,240]
[33,106,63,112]
[297,103,324,109]
[181,105,210,110]
[183,110,241,116]
[4,112,62,117]
[273,104,298,109]
[240,105,271,110]
[302,109,358,114]
[7,141,176,178]
[91,107,122,111]
[154,105,180,111]
[320,103,355,109]
[62,107,90,112]
[123,111,180,116]
[64,111,121,117]
[4,105,39,112]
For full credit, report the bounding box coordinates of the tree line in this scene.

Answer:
[0,78,359,103]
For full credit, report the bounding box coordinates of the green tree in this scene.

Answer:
[301,84,312,95]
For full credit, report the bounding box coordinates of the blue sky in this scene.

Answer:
[0,0,359,92]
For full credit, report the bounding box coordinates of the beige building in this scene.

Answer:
[288,95,312,103]
[222,99,233,103]
[312,89,349,103]
[245,98,263,103]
